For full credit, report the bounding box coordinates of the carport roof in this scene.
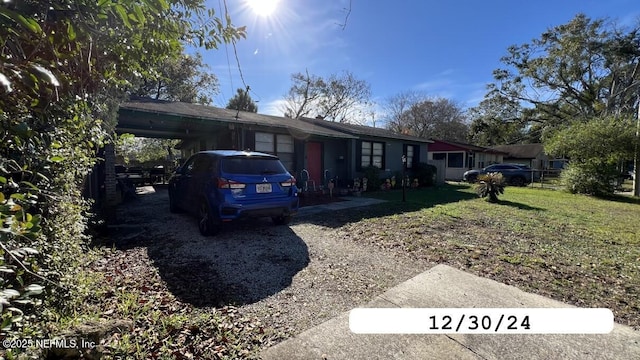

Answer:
[118,97,357,140]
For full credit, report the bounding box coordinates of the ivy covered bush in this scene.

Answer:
[0,0,244,346]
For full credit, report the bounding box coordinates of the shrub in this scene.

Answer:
[560,162,620,196]
[361,165,382,192]
[476,172,505,202]
[545,116,636,196]
[0,0,244,347]
[410,162,437,187]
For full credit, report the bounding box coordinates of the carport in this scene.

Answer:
[100,97,355,221]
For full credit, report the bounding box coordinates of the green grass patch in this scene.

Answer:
[355,183,640,328]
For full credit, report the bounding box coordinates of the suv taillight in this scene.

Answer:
[280,176,296,187]
[218,178,246,189]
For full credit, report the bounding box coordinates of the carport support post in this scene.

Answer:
[104,142,118,223]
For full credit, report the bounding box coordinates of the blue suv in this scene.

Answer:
[168,150,299,235]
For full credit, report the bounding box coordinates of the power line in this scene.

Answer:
[222,0,247,88]
[219,0,234,104]
[221,0,261,109]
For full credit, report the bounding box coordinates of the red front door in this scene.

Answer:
[306,142,322,186]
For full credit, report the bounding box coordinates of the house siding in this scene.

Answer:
[322,139,349,187]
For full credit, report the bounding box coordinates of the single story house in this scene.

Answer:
[117,97,431,190]
[490,143,546,169]
[427,140,507,180]
[490,143,568,170]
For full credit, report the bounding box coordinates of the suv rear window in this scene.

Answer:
[221,157,287,175]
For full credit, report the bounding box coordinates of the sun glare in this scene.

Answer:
[246,0,280,17]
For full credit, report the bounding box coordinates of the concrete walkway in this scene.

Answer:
[261,265,640,360]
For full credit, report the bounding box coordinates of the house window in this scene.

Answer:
[448,152,464,168]
[254,133,294,171]
[276,134,294,171]
[276,134,294,153]
[255,132,274,153]
[361,141,384,168]
[404,145,417,169]
[433,152,446,161]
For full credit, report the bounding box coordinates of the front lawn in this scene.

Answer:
[353,183,640,328]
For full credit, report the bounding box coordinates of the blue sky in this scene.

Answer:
[200,0,639,124]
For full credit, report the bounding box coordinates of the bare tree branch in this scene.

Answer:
[337,0,352,30]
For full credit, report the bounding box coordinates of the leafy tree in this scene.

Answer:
[545,116,636,195]
[385,94,469,142]
[282,70,372,123]
[490,14,640,129]
[0,0,244,344]
[467,92,529,146]
[485,14,640,195]
[130,53,219,104]
[226,87,258,112]
[118,137,180,165]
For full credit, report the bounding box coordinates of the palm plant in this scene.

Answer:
[476,172,505,202]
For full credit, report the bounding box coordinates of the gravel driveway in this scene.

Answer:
[113,186,433,338]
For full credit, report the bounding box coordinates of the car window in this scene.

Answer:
[221,157,287,175]
[181,156,197,175]
[192,155,212,174]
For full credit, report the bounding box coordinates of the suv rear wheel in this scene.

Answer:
[198,200,221,236]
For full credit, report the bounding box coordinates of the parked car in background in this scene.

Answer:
[463,163,538,186]
[168,150,299,236]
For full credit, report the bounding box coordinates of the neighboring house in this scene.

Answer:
[117,97,431,190]
[427,140,506,180]
[490,143,547,169]
[490,143,568,170]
